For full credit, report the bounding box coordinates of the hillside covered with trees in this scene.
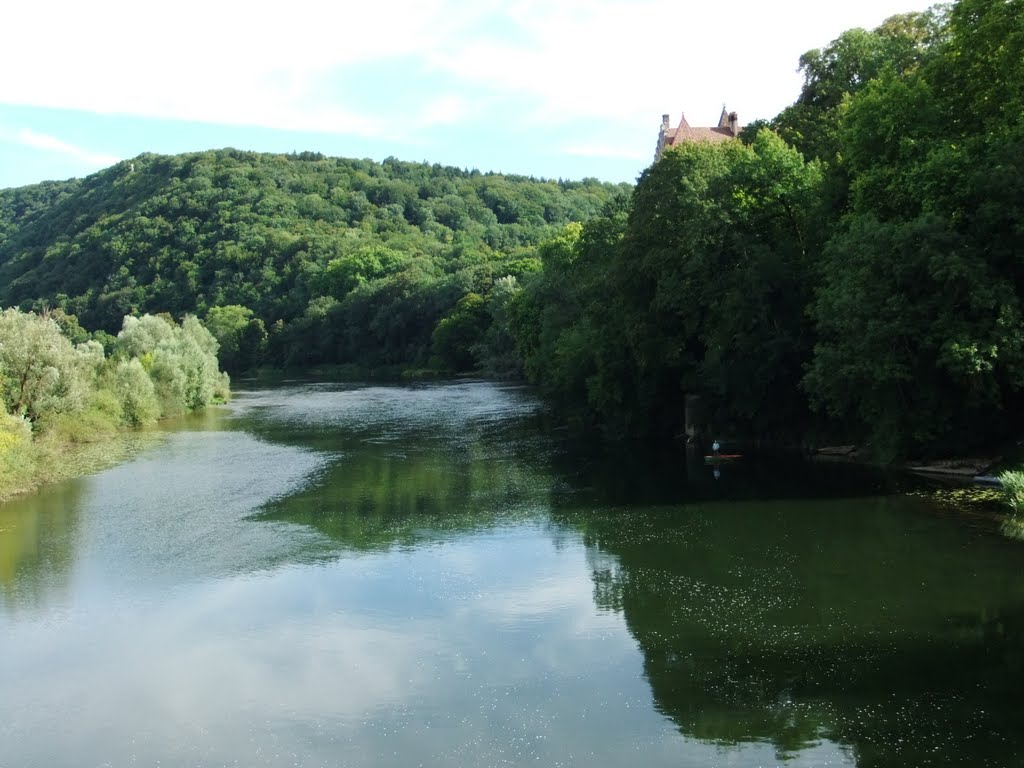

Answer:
[0,153,628,372]
[504,0,1023,459]
[1,0,1020,460]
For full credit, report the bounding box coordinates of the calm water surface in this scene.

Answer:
[2,381,1023,767]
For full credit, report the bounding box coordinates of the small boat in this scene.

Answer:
[973,474,1003,487]
[704,453,742,463]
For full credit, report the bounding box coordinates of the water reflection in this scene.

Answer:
[555,438,914,508]
[237,381,557,552]
[0,480,85,613]
[254,432,552,552]
[555,493,1024,766]
[3,381,1024,768]
[3,522,668,767]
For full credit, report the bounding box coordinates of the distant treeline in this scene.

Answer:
[0,153,627,372]
[0,309,228,496]
[1,0,1021,459]
[459,0,1024,459]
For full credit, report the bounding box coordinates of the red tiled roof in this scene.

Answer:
[655,108,741,161]
[665,125,735,145]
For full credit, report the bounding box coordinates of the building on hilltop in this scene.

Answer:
[655,107,740,161]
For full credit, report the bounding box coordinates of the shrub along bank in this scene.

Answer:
[0,308,229,499]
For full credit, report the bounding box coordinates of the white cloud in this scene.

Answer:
[0,0,937,136]
[427,0,937,127]
[416,94,473,128]
[562,143,649,161]
[15,129,121,166]
[0,0,449,137]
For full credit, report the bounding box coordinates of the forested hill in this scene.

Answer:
[4,0,1020,461]
[0,150,629,369]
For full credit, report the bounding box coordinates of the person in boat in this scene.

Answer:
[712,439,720,457]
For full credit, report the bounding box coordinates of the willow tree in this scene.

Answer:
[0,309,88,423]
[115,313,229,416]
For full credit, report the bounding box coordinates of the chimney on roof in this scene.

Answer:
[661,114,670,132]
[728,111,739,137]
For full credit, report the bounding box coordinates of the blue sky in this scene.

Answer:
[0,0,936,189]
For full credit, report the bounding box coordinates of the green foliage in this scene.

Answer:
[0,309,88,423]
[500,0,1023,458]
[772,9,946,163]
[0,151,626,371]
[804,0,1024,458]
[0,308,229,498]
[320,246,410,298]
[205,303,270,376]
[805,213,1024,458]
[204,305,254,373]
[475,275,524,376]
[999,469,1024,539]
[1000,470,1024,516]
[116,314,176,359]
[2,0,1021,462]
[511,136,821,439]
[120,314,228,415]
[112,358,161,426]
[432,293,490,372]
[0,408,33,489]
[509,218,610,394]
[39,389,121,444]
[620,133,821,436]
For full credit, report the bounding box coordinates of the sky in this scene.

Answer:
[0,0,937,189]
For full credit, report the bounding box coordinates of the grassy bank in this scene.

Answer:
[0,309,229,504]
[0,425,165,503]
[999,470,1024,540]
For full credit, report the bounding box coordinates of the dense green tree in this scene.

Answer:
[772,9,945,163]
[0,151,626,372]
[112,358,161,426]
[514,135,821,440]
[432,293,491,372]
[613,133,821,437]
[475,275,524,376]
[0,308,230,496]
[319,246,410,299]
[204,304,266,373]
[0,309,88,423]
[3,0,1021,460]
[116,313,177,359]
[803,0,1024,458]
[115,313,229,416]
[806,215,1024,457]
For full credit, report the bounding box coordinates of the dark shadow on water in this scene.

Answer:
[553,493,1024,767]
[180,382,1024,766]
[550,435,934,507]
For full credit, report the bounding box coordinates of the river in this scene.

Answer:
[2,381,1023,767]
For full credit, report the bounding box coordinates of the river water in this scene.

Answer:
[2,381,1023,767]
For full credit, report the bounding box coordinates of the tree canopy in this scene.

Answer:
[2,0,1022,459]
[0,152,627,374]
[504,0,1024,458]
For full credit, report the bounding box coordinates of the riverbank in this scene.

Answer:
[813,443,1024,541]
[0,428,165,504]
[0,310,232,505]
[6,378,1024,768]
